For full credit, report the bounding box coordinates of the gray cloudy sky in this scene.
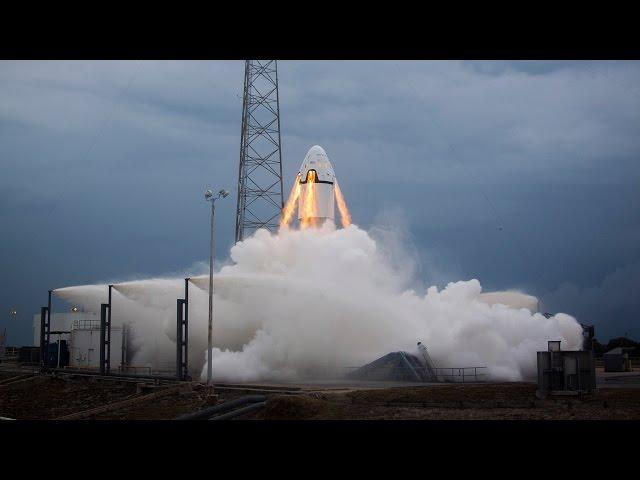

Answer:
[1,60,639,345]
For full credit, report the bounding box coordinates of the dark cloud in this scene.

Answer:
[1,60,639,344]
[542,261,640,338]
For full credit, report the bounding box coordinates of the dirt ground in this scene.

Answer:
[0,372,250,420]
[2,372,640,420]
[0,373,138,419]
[251,383,640,420]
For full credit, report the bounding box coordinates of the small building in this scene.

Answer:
[32,310,128,371]
[537,341,596,397]
[603,347,632,372]
[68,319,127,371]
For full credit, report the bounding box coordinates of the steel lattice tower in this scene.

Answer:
[235,60,284,243]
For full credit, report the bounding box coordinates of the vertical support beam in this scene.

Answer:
[99,291,111,376]
[99,303,108,375]
[235,60,250,243]
[121,324,127,373]
[176,299,185,379]
[274,60,284,210]
[184,278,189,379]
[40,306,48,369]
[107,285,112,374]
[47,290,52,348]
[175,278,190,381]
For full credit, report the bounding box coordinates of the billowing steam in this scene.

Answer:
[53,222,582,383]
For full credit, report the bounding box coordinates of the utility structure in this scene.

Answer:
[235,60,284,243]
[205,188,229,384]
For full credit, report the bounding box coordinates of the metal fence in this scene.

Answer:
[433,367,488,383]
[71,319,101,330]
[340,365,488,383]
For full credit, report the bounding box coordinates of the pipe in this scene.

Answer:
[49,368,181,382]
[210,401,266,421]
[175,395,266,420]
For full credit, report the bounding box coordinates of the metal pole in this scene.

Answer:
[207,199,215,384]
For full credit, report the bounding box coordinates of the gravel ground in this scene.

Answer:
[2,375,639,420]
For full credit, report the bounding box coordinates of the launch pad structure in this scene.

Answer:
[39,283,191,382]
[235,60,284,243]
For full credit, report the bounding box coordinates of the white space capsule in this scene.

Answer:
[297,145,335,223]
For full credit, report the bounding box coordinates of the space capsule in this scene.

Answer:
[297,145,335,224]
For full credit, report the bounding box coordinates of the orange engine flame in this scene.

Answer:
[280,174,301,228]
[300,170,318,230]
[280,170,352,231]
[334,180,351,228]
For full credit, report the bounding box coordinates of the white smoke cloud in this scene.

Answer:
[53,222,583,383]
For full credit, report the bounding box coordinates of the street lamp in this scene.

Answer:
[204,188,229,384]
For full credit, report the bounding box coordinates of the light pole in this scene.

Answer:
[204,188,229,384]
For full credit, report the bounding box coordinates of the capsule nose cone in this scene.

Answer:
[298,145,335,183]
[308,145,327,156]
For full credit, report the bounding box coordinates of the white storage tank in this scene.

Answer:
[68,319,126,370]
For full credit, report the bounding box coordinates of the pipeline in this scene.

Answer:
[50,368,181,384]
[175,395,266,420]
[210,401,266,420]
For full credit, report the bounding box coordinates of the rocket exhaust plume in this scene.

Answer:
[280,145,351,230]
[280,174,301,228]
[300,170,319,229]
[334,180,351,228]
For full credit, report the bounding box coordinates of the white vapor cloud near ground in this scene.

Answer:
[54,223,583,383]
